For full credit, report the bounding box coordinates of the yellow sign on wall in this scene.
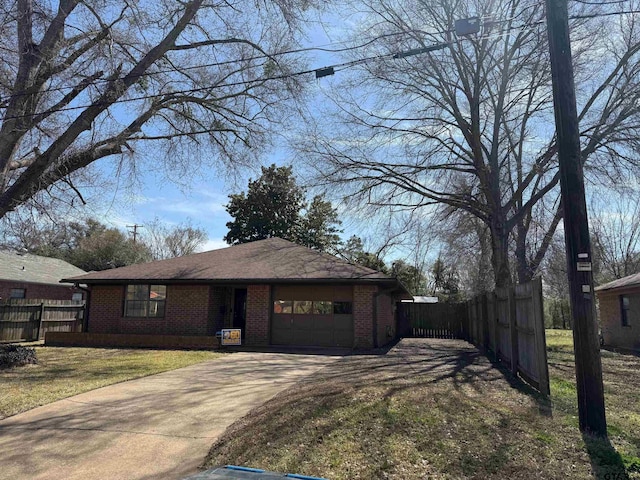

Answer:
[221,328,242,346]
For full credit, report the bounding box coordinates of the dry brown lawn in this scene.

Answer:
[204,337,638,479]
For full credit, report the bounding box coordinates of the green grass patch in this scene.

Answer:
[534,430,556,446]
[547,328,640,479]
[0,346,222,419]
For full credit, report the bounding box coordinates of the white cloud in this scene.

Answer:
[198,238,228,252]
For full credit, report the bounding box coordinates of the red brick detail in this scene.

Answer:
[353,284,377,349]
[246,284,270,346]
[597,291,640,351]
[88,284,210,336]
[376,293,396,347]
[0,280,83,302]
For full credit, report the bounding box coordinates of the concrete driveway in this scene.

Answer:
[0,351,341,480]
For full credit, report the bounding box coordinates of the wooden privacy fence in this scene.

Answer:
[0,299,85,342]
[397,302,468,339]
[467,277,550,395]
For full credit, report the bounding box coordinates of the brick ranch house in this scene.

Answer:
[0,250,86,302]
[62,238,411,349]
[596,272,640,352]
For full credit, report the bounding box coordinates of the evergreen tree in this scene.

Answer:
[224,165,341,252]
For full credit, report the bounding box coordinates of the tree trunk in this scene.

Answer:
[515,220,530,284]
[490,219,513,289]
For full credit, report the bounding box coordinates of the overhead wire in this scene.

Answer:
[2,7,640,123]
[0,30,430,103]
[0,9,544,104]
[3,6,637,104]
[571,0,631,4]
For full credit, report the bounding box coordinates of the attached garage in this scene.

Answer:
[271,285,354,347]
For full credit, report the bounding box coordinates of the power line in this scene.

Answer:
[0,31,428,104]
[571,0,630,4]
[0,13,545,104]
[572,9,640,19]
[1,8,639,123]
[0,25,552,121]
[2,7,637,106]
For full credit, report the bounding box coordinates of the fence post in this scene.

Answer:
[492,291,498,355]
[37,302,45,341]
[481,293,489,351]
[532,277,551,395]
[508,287,519,375]
[75,305,85,332]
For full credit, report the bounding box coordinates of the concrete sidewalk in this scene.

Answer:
[0,352,341,480]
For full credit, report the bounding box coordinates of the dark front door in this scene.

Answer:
[233,288,247,335]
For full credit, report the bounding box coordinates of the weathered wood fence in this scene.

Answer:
[0,299,85,342]
[467,277,550,395]
[396,277,549,395]
[397,302,468,339]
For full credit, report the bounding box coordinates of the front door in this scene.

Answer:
[233,288,247,336]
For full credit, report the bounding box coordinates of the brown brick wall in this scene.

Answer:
[246,284,270,346]
[598,290,640,351]
[88,284,210,336]
[165,285,209,336]
[86,282,383,348]
[0,280,83,302]
[376,293,396,347]
[354,284,377,348]
[88,285,123,333]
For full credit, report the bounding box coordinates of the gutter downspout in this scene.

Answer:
[373,290,379,348]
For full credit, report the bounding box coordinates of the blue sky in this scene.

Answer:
[91,15,362,253]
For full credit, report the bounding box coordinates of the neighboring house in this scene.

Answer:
[595,272,640,352]
[62,237,410,349]
[0,250,87,302]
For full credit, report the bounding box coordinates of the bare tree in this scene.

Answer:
[590,193,640,282]
[298,0,640,288]
[541,234,571,329]
[0,0,315,219]
[437,210,494,296]
[142,217,207,260]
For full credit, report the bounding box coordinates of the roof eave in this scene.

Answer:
[61,277,397,285]
[595,283,640,294]
[3,278,78,288]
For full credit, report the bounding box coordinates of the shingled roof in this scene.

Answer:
[62,237,406,291]
[0,250,87,286]
[595,272,640,292]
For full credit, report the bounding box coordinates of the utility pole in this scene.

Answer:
[127,224,144,244]
[545,0,607,436]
